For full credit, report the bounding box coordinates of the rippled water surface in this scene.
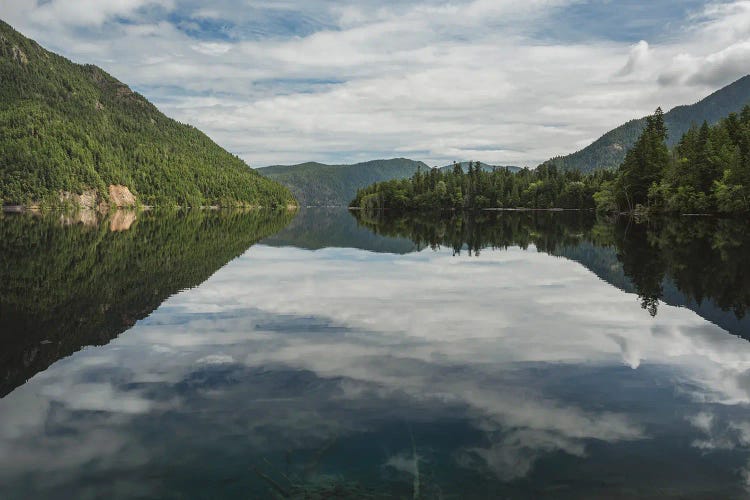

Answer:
[2,208,750,499]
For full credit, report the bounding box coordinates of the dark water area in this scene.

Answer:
[2,208,750,499]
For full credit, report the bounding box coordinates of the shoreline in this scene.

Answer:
[346,206,745,217]
[347,206,591,212]
[2,204,298,213]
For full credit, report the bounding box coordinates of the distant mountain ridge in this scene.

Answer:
[0,20,294,207]
[545,75,750,173]
[258,159,522,206]
[257,158,428,206]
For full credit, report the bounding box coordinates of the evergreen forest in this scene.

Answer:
[351,107,750,214]
[0,20,295,208]
[542,75,750,173]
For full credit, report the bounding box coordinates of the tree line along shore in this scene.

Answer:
[351,107,750,214]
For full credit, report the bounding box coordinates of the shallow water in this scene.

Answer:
[2,209,750,499]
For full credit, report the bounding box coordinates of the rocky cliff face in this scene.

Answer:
[108,185,137,207]
[52,184,137,211]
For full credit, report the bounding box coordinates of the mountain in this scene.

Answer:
[440,161,522,173]
[0,20,295,208]
[257,158,428,206]
[544,75,750,173]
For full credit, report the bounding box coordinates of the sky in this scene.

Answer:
[1,0,750,167]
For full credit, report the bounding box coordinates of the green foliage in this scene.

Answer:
[0,20,295,207]
[350,161,614,211]
[611,107,671,210]
[0,208,295,396]
[350,107,750,214]
[604,106,750,213]
[258,158,427,206]
[545,75,750,173]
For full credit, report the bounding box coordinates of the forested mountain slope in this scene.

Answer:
[257,158,427,206]
[0,20,295,207]
[544,75,750,173]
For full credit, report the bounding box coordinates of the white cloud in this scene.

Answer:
[667,41,750,86]
[618,40,651,76]
[1,1,748,165]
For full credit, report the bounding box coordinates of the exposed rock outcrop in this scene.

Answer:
[56,185,137,210]
[108,185,136,207]
[11,45,27,65]
[58,189,103,210]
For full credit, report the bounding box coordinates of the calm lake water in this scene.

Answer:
[2,208,750,499]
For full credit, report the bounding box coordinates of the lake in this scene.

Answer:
[1,208,750,499]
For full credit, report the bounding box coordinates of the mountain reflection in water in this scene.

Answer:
[0,209,295,397]
[0,209,750,498]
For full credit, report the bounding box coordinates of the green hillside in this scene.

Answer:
[545,75,750,173]
[0,20,295,207]
[257,158,427,206]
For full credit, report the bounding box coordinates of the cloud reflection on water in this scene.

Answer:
[2,243,750,496]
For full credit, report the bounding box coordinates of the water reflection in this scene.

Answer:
[352,209,598,256]
[354,210,750,337]
[1,209,750,498]
[263,207,418,254]
[0,209,295,397]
